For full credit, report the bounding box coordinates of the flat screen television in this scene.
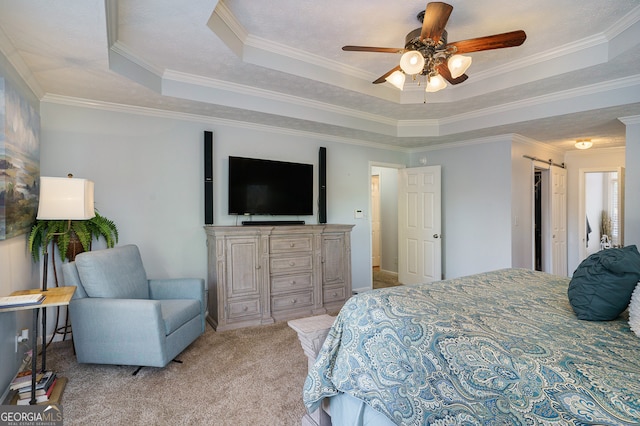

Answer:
[228,156,313,216]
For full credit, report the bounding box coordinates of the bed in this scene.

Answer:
[295,268,640,425]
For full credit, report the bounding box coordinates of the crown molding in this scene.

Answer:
[619,114,640,125]
[40,93,410,152]
[0,24,43,99]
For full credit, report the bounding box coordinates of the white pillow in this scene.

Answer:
[629,283,640,337]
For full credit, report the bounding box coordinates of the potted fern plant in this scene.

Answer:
[28,211,119,262]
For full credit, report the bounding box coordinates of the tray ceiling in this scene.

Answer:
[0,0,639,151]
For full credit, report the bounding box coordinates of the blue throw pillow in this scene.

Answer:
[568,245,640,321]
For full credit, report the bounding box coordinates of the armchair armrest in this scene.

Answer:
[149,278,206,333]
[149,278,205,301]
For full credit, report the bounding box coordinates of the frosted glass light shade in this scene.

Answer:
[37,176,95,220]
[575,140,593,149]
[385,71,405,90]
[399,51,425,75]
[448,54,472,79]
[425,74,447,92]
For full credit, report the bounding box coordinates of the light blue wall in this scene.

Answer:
[411,140,514,279]
[39,101,409,293]
[624,118,640,245]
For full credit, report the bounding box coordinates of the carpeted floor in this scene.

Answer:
[373,269,400,289]
[44,321,308,425]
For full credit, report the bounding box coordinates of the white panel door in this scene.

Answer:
[398,166,441,284]
[550,167,567,276]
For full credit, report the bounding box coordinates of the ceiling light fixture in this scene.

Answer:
[385,70,406,90]
[395,47,466,93]
[575,139,593,150]
[399,51,426,75]
[343,3,527,94]
[393,30,472,93]
[425,74,448,92]
[448,54,472,79]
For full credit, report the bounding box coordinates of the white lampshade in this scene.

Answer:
[37,176,95,220]
[399,51,425,75]
[448,54,472,79]
[425,74,448,92]
[385,70,405,90]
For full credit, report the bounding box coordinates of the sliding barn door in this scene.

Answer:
[398,166,442,284]
[550,167,567,276]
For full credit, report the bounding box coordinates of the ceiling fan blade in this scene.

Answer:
[373,66,402,84]
[436,63,468,85]
[446,30,527,54]
[342,46,404,54]
[420,2,453,44]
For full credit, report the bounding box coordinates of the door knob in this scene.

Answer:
[433,234,440,238]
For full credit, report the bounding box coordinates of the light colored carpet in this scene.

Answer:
[373,269,400,289]
[45,321,308,425]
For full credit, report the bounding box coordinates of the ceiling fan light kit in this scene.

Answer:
[385,70,406,90]
[342,1,526,94]
[447,54,472,79]
[400,51,426,75]
[426,74,448,92]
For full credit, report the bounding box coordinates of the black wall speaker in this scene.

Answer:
[204,131,214,225]
[318,147,327,224]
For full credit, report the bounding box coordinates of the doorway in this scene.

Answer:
[534,171,542,271]
[370,164,401,288]
[578,167,624,263]
[533,164,567,275]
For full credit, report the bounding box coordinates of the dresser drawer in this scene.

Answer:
[270,255,313,274]
[271,273,313,293]
[323,286,346,303]
[227,298,261,319]
[271,291,313,312]
[270,236,312,253]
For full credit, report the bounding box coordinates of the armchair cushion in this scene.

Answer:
[75,244,149,299]
[160,299,201,335]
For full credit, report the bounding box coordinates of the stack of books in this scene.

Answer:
[10,370,57,405]
[0,293,45,309]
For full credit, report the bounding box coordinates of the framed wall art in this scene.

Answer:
[0,77,40,240]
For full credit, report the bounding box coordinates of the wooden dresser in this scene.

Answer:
[204,224,353,331]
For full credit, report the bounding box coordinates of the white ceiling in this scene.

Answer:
[0,0,639,151]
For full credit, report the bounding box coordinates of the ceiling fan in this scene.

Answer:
[342,2,527,92]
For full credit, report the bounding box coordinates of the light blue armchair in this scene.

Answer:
[61,244,206,369]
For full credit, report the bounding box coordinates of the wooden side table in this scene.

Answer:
[0,286,75,405]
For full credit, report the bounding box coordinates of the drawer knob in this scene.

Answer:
[290,243,295,247]
[289,261,295,266]
[290,280,296,285]
[290,299,297,304]
[332,292,338,297]
[243,306,248,311]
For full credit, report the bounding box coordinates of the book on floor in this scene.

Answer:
[9,371,45,390]
[18,377,57,400]
[16,370,56,396]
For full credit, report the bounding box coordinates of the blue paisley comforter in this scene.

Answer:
[303,268,640,425]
